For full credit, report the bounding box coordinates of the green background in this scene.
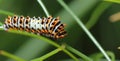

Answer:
[0,0,120,61]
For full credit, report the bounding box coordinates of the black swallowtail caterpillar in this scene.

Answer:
[3,15,67,39]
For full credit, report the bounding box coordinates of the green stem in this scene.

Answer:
[64,2,112,60]
[37,0,50,17]
[0,50,26,61]
[66,2,112,61]
[67,45,92,61]
[37,0,79,61]
[0,29,79,61]
[31,45,65,61]
[32,25,78,60]
[62,49,79,61]
[57,0,111,61]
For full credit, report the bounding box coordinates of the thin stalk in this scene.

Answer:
[0,0,80,61]
[62,49,79,61]
[37,0,50,17]
[66,2,112,61]
[0,50,26,61]
[0,17,79,61]
[37,0,79,61]
[0,29,79,61]
[57,0,111,61]
[31,45,65,61]
[67,45,93,61]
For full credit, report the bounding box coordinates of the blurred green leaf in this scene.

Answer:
[104,0,120,4]
[0,0,119,61]
[0,10,14,16]
[8,38,49,60]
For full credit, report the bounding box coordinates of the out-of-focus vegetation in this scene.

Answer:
[0,0,120,61]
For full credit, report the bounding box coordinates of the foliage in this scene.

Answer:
[0,0,120,61]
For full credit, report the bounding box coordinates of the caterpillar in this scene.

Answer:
[3,15,67,39]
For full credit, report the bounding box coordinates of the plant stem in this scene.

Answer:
[0,29,79,61]
[0,50,26,61]
[62,49,79,61]
[31,45,65,61]
[37,0,50,17]
[67,45,93,61]
[37,0,79,61]
[57,0,111,61]
[66,2,112,61]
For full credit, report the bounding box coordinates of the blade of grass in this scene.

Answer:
[0,50,26,61]
[57,0,111,61]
